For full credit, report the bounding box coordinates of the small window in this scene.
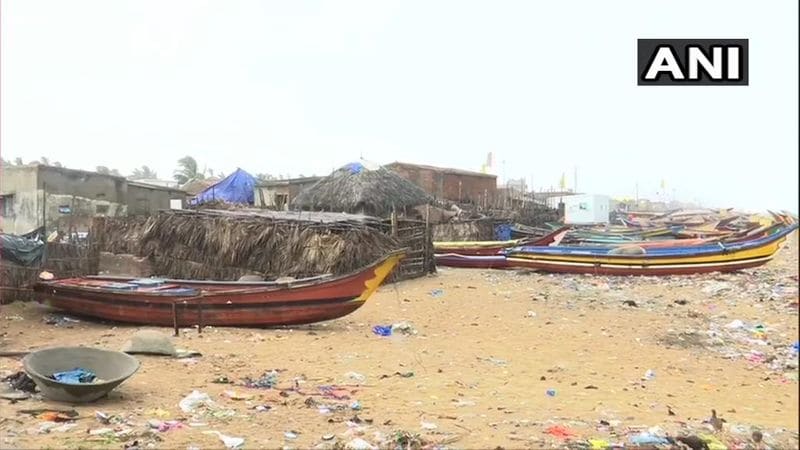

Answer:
[0,194,14,217]
[96,204,109,214]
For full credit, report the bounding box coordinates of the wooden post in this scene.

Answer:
[391,207,398,237]
[424,204,431,274]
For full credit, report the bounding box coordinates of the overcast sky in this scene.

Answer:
[2,0,797,212]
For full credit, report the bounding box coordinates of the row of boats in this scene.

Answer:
[434,214,798,276]
[31,213,797,329]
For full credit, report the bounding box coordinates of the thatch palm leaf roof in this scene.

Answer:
[292,162,432,217]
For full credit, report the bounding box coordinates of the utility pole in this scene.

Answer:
[574,166,578,193]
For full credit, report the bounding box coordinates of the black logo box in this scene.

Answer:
[637,39,748,85]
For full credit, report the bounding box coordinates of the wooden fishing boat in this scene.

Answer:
[33,250,405,327]
[433,226,569,257]
[504,224,797,276]
[434,253,509,269]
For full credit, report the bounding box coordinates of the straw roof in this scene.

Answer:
[92,210,401,280]
[292,162,432,217]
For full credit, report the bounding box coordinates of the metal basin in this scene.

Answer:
[22,347,140,403]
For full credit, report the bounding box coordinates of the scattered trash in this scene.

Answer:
[319,385,355,400]
[350,400,362,410]
[204,431,244,449]
[1,390,31,401]
[42,314,80,327]
[588,438,610,449]
[153,420,184,433]
[629,432,670,446]
[526,310,537,317]
[345,437,377,450]
[253,404,271,412]
[284,431,298,440]
[242,370,278,389]
[702,281,732,296]
[544,425,576,440]
[477,356,508,366]
[26,409,79,422]
[372,325,392,337]
[380,371,414,379]
[726,319,745,329]
[429,289,444,298]
[222,390,253,401]
[2,371,36,393]
[344,371,366,383]
[95,411,111,424]
[546,389,557,397]
[643,369,656,381]
[420,420,437,430]
[179,390,215,412]
[391,321,417,335]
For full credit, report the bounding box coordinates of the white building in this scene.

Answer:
[563,194,610,224]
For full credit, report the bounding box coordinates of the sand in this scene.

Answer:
[1,237,798,449]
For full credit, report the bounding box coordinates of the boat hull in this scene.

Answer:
[435,253,509,269]
[507,254,775,276]
[33,252,404,327]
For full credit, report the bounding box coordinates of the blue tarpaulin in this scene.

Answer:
[494,224,512,241]
[190,168,256,206]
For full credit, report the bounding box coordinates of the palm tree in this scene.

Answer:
[130,165,158,180]
[174,156,205,185]
[256,173,276,183]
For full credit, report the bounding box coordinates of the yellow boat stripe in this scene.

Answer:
[507,254,774,270]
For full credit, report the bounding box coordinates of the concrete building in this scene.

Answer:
[128,181,187,215]
[384,162,497,206]
[0,164,185,234]
[255,176,322,210]
[562,194,611,224]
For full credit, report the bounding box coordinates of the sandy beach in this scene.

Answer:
[1,236,798,449]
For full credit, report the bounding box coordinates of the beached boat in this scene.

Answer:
[434,253,509,269]
[504,223,797,276]
[433,226,569,258]
[33,250,405,327]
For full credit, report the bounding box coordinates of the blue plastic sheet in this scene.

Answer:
[494,224,512,241]
[343,162,365,174]
[372,325,392,336]
[51,368,96,384]
[190,168,256,206]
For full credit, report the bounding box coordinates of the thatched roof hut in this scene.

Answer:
[92,209,402,281]
[292,161,432,218]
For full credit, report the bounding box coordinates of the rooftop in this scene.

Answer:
[256,176,323,187]
[173,208,382,224]
[385,161,497,178]
[4,163,127,180]
[128,180,187,194]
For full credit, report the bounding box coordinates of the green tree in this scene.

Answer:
[96,166,121,175]
[130,165,158,180]
[13,157,23,165]
[174,156,205,185]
